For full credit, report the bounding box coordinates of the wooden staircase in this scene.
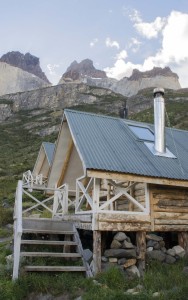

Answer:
[14,218,92,277]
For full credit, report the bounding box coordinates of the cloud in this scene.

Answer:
[47,64,60,75]
[129,37,141,53]
[90,38,98,47]
[115,50,128,60]
[105,11,188,87]
[134,16,166,39]
[105,37,120,49]
[123,7,142,23]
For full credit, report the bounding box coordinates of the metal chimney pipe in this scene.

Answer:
[153,88,165,154]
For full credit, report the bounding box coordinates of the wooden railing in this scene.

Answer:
[75,176,150,215]
[13,180,23,280]
[22,170,47,187]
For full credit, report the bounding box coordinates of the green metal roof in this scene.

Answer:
[64,109,188,181]
[43,142,55,165]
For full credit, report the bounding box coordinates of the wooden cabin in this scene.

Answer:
[44,104,188,271]
[14,90,188,277]
[33,142,55,179]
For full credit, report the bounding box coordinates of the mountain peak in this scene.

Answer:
[129,67,179,81]
[0,51,50,84]
[61,59,107,81]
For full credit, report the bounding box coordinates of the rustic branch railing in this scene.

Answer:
[75,177,150,216]
[75,176,94,214]
[22,170,47,187]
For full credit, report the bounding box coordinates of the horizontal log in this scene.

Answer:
[153,205,188,213]
[134,183,145,190]
[117,204,129,210]
[154,225,188,232]
[135,196,145,202]
[154,212,188,220]
[98,222,151,232]
[134,190,145,197]
[155,219,188,225]
[156,200,188,207]
[153,195,188,202]
[98,213,151,223]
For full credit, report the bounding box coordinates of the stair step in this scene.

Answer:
[20,252,81,258]
[24,266,86,272]
[22,229,75,235]
[21,240,77,246]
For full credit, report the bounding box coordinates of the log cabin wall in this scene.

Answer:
[150,184,188,232]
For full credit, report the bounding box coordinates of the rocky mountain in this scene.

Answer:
[83,66,181,97]
[0,83,126,122]
[59,59,107,83]
[0,51,50,83]
[0,62,50,96]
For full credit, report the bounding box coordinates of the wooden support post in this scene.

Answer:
[93,231,101,275]
[136,231,146,277]
[178,232,188,256]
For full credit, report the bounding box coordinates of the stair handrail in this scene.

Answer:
[13,180,23,280]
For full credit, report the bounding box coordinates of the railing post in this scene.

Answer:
[13,180,23,280]
[92,178,100,230]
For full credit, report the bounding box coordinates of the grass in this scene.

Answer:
[0,260,188,299]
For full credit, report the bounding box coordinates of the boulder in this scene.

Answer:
[172,245,185,258]
[109,258,118,263]
[118,258,126,265]
[110,239,122,249]
[83,249,93,263]
[146,250,166,262]
[146,247,153,252]
[113,232,128,242]
[104,248,137,259]
[165,255,176,264]
[122,240,135,249]
[125,265,140,278]
[123,259,137,269]
[146,234,163,242]
[166,248,176,257]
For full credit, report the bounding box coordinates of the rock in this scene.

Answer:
[166,248,176,257]
[6,254,13,263]
[146,234,163,242]
[146,250,166,262]
[159,240,165,248]
[104,248,137,259]
[153,243,161,250]
[122,240,135,249]
[113,232,128,242]
[172,245,185,258]
[5,223,13,230]
[109,258,118,263]
[118,258,126,265]
[125,285,143,295]
[165,255,176,264]
[101,256,108,262]
[110,239,122,249]
[92,280,101,286]
[182,266,188,275]
[0,62,49,96]
[147,240,158,248]
[123,259,136,269]
[161,247,167,253]
[126,265,140,278]
[0,51,50,83]
[147,247,153,252]
[83,249,93,263]
[74,297,82,300]
[60,59,107,83]
[152,292,160,297]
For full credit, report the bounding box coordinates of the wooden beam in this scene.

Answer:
[87,170,188,188]
[98,213,151,223]
[178,232,188,256]
[98,222,151,231]
[93,231,101,275]
[57,139,73,187]
[136,232,146,277]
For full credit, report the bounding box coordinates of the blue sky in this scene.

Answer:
[0,0,188,86]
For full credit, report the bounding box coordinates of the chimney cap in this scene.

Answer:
[153,87,165,97]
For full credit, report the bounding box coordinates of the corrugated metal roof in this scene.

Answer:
[64,109,188,181]
[42,142,55,165]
